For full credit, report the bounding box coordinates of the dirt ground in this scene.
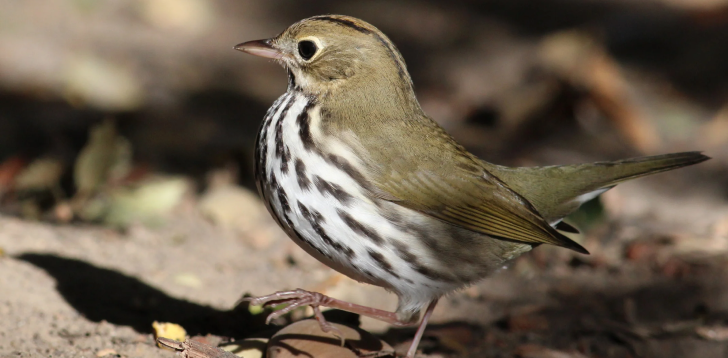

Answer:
[1,1,728,357]
[2,166,728,358]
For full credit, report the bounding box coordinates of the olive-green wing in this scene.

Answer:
[372,161,588,254]
[481,152,710,223]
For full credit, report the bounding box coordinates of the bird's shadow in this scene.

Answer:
[18,252,728,358]
[16,253,368,340]
[16,252,468,355]
[16,253,264,338]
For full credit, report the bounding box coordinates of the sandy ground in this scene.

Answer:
[2,171,727,358]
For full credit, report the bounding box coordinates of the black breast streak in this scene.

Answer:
[298,202,355,260]
[314,176,353,205]
[280,146,291,174]
[413,264,450,282]
[268,175,293,228]
[294,158,311,191]
[262,173,297,248]
[359,269,377,280]
[367,250,400,279]
[297,100,317,152]
[277,94,301,174]
[325,154,370,191]
[256,94,288,188]
[391,241,449,282]
[275,96,296,164]
[268,176,331,260]
[291,226,332,260]
[254,122,270,197]
[277,189,291,215]
[337,209,385,245]
[256,94,339,262]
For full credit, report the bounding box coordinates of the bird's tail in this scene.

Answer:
[484,151,710,223]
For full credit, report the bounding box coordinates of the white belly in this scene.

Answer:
[255,91,530,315]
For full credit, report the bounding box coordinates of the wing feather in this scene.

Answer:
[374,166,588,254]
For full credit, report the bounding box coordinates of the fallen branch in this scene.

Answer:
[157,338,240,358]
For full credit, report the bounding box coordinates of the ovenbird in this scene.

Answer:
[235,15,708,357]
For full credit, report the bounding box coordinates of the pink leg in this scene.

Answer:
[311,305,345,346]
[242,289,414,327]
[405,299,438,358]
[243,289,439,357]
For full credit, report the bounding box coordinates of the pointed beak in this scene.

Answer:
[234,39,283,60]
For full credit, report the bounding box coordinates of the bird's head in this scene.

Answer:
[235,15,414,97]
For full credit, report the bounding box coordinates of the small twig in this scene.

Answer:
[356,350,397,357]
[157,338,240,358]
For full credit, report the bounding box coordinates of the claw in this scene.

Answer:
[242,289,346,345]
[264,299,310,324]
[235,295,253,307]
[313,305,345,346]
[239,289,410,357]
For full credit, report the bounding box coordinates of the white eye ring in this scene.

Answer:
[297,36,324,61]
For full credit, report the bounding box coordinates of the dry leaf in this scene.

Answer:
[14,158,63,191]
[53,202,75,223]
[173,272,203,288]
[74,119,132,197]
[198,184,266,232]
[79,176,188,227]
[220,337,269,358]
[153,321,187,349]
[64,54,143,110]
[198,184,277,248]
[0,156,26,194]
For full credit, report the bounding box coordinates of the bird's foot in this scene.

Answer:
[312,302,346,346]
[242,289,345,344]
[243,289,331,324]
[242,288,424,354]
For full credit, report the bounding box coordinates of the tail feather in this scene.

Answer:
[484,152,710,223]
[578,151,710,184]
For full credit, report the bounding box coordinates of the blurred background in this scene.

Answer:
[1,1,727,358]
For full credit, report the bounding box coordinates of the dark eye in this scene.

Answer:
[298,40,317,60]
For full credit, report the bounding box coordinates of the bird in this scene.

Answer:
[234,15,709,357]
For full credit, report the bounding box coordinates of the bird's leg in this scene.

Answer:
[242,288,412,327]
[404,299,438,358]
[244,290,439,357]
[312,305,345,346]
